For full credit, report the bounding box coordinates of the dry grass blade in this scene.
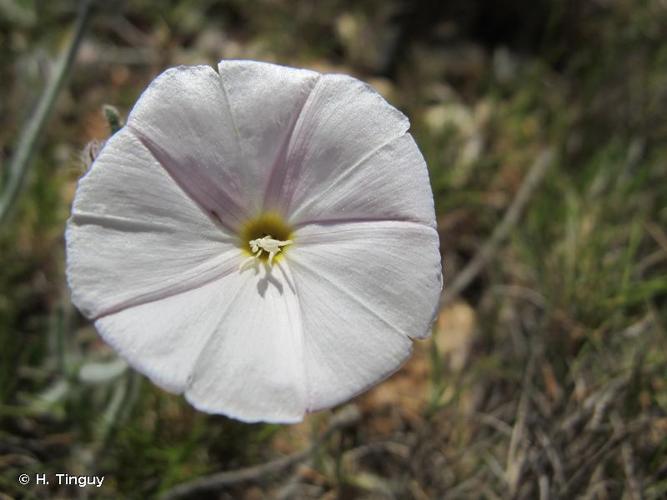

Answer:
[0,0,94,225]
[440,149,554,308]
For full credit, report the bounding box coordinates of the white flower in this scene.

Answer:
[66,60,442,423]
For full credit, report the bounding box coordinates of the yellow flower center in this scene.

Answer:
[239,213,294,270]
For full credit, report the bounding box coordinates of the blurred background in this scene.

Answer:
[1,0,666,498]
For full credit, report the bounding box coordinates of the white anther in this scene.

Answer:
[239,235,292,271]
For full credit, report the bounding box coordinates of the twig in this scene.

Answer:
[505,349,536,495]
[160,405,361,500]
[474,412,514,437]
[0,0,94,226]
[612,412,643,500]
[538,474,550,500]
[440,149,554,308]
[560,416,653,497]
[342,440,411,465]
[536,430,566,490]
[275,458,314,500]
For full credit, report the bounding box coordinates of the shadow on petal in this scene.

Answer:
[257,263,284,297]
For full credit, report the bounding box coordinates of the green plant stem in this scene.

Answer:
[0,0,94,226]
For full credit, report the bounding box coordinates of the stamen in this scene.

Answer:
[239,235,293,271]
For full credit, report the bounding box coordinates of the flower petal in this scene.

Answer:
[217,60,320,214]
[290,134,436,228]
[125,65,250,230]
[289,221,442,411]
[95,278,234,394]
[66,128,238,319]
[186,264,306,423]
[263,74,430,226]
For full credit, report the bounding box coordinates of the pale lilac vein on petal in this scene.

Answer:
[93,275,245,395]
[291,215,432,230]
[66,126,241,320]
[70,210,237,241]
[91,246,243,320]
[289,256,407,338]
[286,131,407,222]
[123,65,251,232]
[266,74,410,220]
[127,124,249,233]
[285,221,441,410]
[292,218,439,243]
[216,60,321,216]
[287,133,436,228]
[261,74,323,214]
[287,256,414,411]
[185,265,307,423]
[274,260,308,410]
[290,219,442,339]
